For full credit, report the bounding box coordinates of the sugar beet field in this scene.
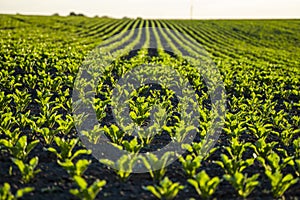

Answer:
[0,14,300,200]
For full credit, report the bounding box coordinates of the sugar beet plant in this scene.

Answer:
[0,183,34,200]
[188,170,220,199]
[143,177,184,200]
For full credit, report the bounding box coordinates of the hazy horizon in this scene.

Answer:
[0,0,300,19]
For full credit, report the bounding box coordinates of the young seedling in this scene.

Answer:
[47,136,91,161]
[215,153,254,176]
[0,135,39,161]
[0,91,12,113]
[164,120,196,143]
[251,137,278,158]
[277,126,300,146]
[102,124,124,145]
[247,122,273,139]
[100,154,138,182]
[257,151,294,173]
[0,182,34,200]
[188,170,220,199]
[57,159,91,177]
[179,155,202,178]
[129,96,151,126]
[69,175,106,200]
[81,124,103,144]
[182,140,217,159]
[7,88,31,114]
[93,97,109,121]
[56,114,74,135]
[224,112,247,138]
[226,137,252,160]
[215,137,254,175]
[122,137,142,153]
[224,172,259,198]
[265,170,298,198]
[34,89,62,129]
[141,152,174,182]
[0,112,16,133]
[15,110,36,130]
[36,127,59,145]
[143,177,184,200]
[11,156,41,183]
[258,152,298,197]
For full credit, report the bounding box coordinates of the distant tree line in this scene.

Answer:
[69,12,85,17]
[51,12,120,18]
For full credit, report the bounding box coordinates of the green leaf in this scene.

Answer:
[47,147,60,159]
[73,175,87,190]
[0,139,12,148]
[16,187,34,198]
[69,188,79,196]
[75,159,91,176]
[144,185,161,199]
[12,158,25,173]
[26,140,39,155]
[58,159,74,168]
[70,149,91,161]
[29,157,39,168]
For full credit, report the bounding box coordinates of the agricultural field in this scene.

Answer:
[0,14,300,200]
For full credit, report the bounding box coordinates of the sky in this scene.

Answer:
[0,0,299,19]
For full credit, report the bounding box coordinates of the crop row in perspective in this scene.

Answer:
[0,14,300,200]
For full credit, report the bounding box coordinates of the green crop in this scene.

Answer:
[188,170,220,199]
[129,96,151,126]
[224,112,247,138]
[265,170,298,198]
[56,114,74,135]
[274,126,300,146]
[251,137,278,158]
[141,152,174,181]
[225,137,252,160]
[257,152,298,197]
[35,90,62,130]
[224,172,259,198]
[102,125,124,145]
[93,97,108,120]
[36,127,58,145]
[69,175,106,200]
[169,120,196,143]
[247,122,273,139]
[179,155,202,178]
[0,135,39,161]
[0,15,300,199]
[100,154,138,181]
[257,152,294,173]
[11,157,41,183]
[0,112,15,132]
[143,177,184,200]
[7,88,31,114]
[58,159,91,177]
[0,183,34,200]
[81,124,103,144]
[215,154,254,175]
[215,138,254,175]
[47,136,91,161]
[182,141,217,159]
[122,137,142,153]
[14,111,35,130]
